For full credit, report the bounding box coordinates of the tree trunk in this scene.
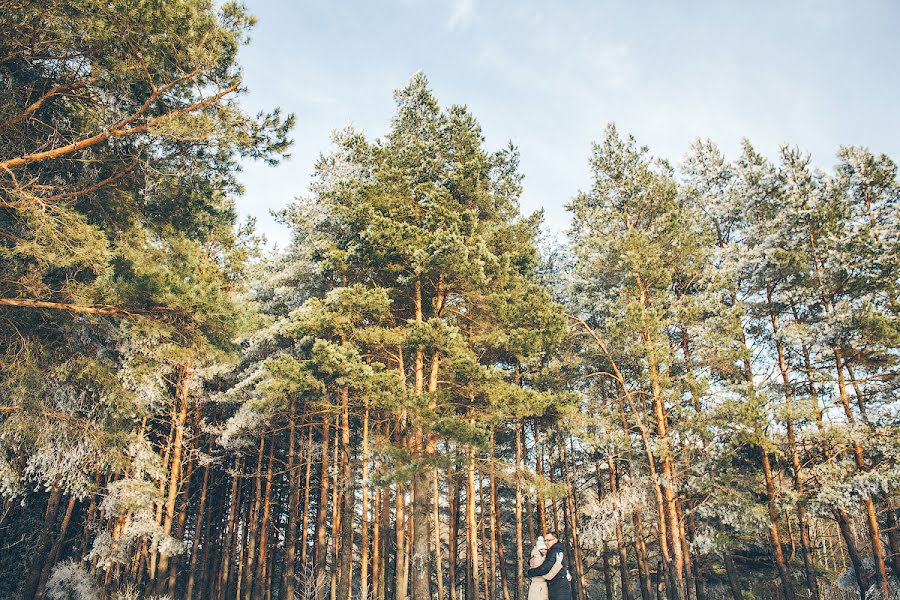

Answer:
[337,386,355,600]
[479,468,492,600]
[722,554,742,600]
[186,466,209,600]
[466,445,480,600]
[489,432,511,600]
[35,493,77,599]
[157,362,193,587]
[642,332,686,600]
[281,399,301,600]
[834,508,870,600]
[411,277,429,600]
[768,295,820,600]
[608,457,633,600]
[515,421,525,600]
[594,462,614,600]
[834,351,890,600]
[167,459,194,596]
[314,414,332,600]
[435,456,446,600]
[254,432,276,600]
[633,511,654,600]
[361,405,372,600]
[761,449,795,600]
[244,434,266,600]
[22,484,64,600]
[562,439,586,600]
[395,481,410,600]
[450,459,461,600]
[219,457,243,600]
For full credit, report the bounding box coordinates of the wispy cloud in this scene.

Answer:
[447,0,476,30]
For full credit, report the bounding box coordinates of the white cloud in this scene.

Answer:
[447,0,476,30]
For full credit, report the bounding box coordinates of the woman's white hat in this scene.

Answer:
[535,536,547,551]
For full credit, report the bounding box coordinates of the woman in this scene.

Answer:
[527,536,563,600]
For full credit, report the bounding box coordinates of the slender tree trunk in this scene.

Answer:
[563,439,586,600]
[378,470,391,600]
[23,484,64,600]
[768,294,820,600]
[254,432,276,600]
[489,433,511,600]
[435,457,446,600]
[466,444,480,600]
[608,457,633,600]
[337,385,355,600]
[834,351,890,600]
[157,363,193,587]
[533,423,547,536]
[330,414,342,600]
[395,481,409,600]
[450,459,461,600]
[314,414,332,600]
[633,511,654,600]
[167,460,194,596]
[219,457,243,600]
[244,435,266,600]
[411,277,428,600]
[149,415,176,582]
[515,421,525,600]
[282,399,301,600]
[186,466,209,600]
[479,468,492,600]
[642,331,686,600]
[361,405,372,600]
[594,462,614,600]
[722,554,742,600]
[35,493,77,599]
[761,449,795,600]
[301,423,314,567]
[834,509,870,600]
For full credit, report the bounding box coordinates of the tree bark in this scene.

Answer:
[314,413,332,600]
[466,444,480,600]
[35,493,77,599]
[186,466,209,600]
[834,508,870,600]
[515,421,525,600]
[760,449,795,600]
[337,385,355,600]
[22,484,64,600]
[157,362,193,587]
[281,398,301,600]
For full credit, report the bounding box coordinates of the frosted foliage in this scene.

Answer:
[89,435,184,569]
[0,453,22,497]
[88,511,186,570]
[114,588,171,600]
[24,433,102,498]
[45,560,98,600]
[579,477,652,547]
[216,396,271,450]
[116,329,176,413]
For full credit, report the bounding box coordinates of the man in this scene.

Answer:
[526,532,573,600]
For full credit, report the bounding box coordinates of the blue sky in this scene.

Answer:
[234,0,900,247]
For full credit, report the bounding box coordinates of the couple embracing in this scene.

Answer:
[526,532,573,600]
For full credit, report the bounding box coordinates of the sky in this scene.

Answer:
[233,0,900,248]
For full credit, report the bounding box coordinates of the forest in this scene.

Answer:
[1,2,898,600]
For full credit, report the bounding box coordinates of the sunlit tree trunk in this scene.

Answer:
[314,413,332,600]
